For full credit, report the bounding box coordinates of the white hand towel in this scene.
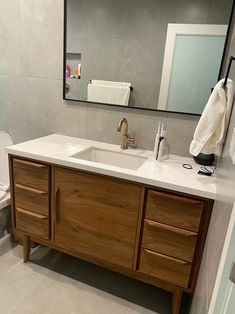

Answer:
[87,84,130,106]
[190,79,234,156]
[91,80,131,88]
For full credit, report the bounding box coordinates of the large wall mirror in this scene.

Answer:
[64,0,234,115]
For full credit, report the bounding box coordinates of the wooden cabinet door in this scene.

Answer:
[54,167,141,269]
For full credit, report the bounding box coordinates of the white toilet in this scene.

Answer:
[0,131,13,211]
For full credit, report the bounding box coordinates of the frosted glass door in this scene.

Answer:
[167,35,225,114]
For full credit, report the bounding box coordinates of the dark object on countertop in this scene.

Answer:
[193,153,215,166]
[198,170,212,176]
[183,164,193,170]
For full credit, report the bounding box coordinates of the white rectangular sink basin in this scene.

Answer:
[70,147,147,170]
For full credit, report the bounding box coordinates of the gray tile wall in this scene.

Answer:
[66,0,232,108]
[0,0,202,157]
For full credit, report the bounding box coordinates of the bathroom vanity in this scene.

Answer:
[7,134,215,314]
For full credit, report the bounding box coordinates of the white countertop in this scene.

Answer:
[6,134,216,199]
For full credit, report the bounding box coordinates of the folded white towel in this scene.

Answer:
[190,79,234,156]
[91,80,131,88]
[87,84,130,106]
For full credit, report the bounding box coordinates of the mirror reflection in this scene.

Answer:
[64,0,233,114]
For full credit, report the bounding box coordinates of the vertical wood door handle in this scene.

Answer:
[54,187,60,223]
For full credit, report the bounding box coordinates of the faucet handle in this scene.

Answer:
[126,136,135,145]
[122,134,136,149]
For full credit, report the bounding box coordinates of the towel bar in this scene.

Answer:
[89,80,133,91]
[223,56,235,87]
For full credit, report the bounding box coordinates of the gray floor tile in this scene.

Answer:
[0,238,183,314]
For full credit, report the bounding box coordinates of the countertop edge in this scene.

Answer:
[7,148,216,200]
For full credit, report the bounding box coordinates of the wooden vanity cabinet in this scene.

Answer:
[9,156,214,314]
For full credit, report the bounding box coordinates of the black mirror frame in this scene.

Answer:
[63,0,235,117]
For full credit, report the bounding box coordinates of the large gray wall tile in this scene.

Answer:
[0,76,62,144]
[208,0,233,24]
[165,114,199,156]
[83,0,122,39]
[20,0,63,79]
[0,0,21,76]
[53,100,88,139]
[19,77,62,140]
[67,0,85,52]
[0,75,22,140]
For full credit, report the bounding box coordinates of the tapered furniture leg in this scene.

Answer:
[23,235,31,263]
[172,288,183,314]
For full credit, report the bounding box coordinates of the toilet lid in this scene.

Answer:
[0,131,13,186]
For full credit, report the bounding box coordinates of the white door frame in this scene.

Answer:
[158,24,227,110]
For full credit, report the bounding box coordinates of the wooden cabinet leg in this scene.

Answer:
[172,288,183,314]
[23,235,31,263]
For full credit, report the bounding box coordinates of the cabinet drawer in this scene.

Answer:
[13,158,49,191]
[14,183,49,216]
[139,248,191,288]
[145,190,203,232]
[142,219,198,262]
[15,207,49,239]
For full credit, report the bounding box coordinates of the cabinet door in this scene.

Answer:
[54,167,141,269]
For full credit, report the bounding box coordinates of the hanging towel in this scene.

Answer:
[87,83,131,106]
[91,80,131,88]
[190,79,234,157]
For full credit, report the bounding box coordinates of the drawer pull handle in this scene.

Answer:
[144,248,191,266]
[16,207,47,219]
[149,190,204,206]
[15,183,48,195]
[145,219,197,238]
[14,159,47,169]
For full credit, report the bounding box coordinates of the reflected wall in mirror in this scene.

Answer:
[64,0,233,115]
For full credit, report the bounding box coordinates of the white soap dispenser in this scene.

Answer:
[153,121,162,159]
[157,125,168,161]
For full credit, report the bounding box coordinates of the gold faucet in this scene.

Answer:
[117,118,135,149]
